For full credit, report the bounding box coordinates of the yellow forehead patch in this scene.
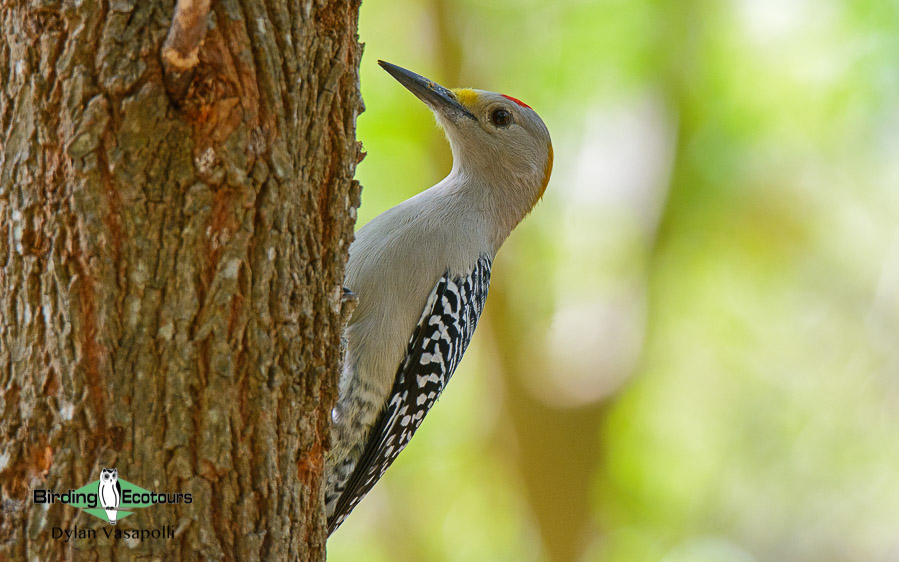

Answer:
[451,88,479,108]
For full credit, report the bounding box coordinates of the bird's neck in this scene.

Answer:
[444,162,541,253]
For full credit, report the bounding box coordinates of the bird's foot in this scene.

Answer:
[340,287,358,325]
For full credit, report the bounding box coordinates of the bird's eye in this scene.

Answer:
[490,108,512,127]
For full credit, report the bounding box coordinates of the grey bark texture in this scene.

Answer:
[0,0,363,559]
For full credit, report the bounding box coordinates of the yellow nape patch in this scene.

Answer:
[535,143,553,205]
[451,88,479,108]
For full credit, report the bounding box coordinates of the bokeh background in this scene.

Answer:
[328,1,899,560]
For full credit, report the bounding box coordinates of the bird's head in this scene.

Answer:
[379,61,553,214]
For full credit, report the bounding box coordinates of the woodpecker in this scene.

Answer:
[325,61,552,535]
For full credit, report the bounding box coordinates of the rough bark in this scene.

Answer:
[0,0,362,559]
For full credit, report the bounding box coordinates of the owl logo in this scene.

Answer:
[98,468,122,525]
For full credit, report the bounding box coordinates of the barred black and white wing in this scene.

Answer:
[327,256,492,534]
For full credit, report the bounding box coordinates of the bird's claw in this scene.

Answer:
[340,287,358,325]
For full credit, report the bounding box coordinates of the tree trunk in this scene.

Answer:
[0,0,362,559]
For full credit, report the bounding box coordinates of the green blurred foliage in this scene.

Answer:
[328,1,899,560]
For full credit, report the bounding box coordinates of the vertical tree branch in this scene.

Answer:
[0,1,363,559]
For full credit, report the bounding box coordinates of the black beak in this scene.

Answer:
[378,60,476,121]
